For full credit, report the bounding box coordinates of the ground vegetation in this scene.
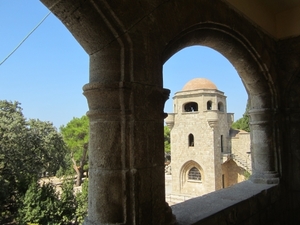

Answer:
[0,100,88,224]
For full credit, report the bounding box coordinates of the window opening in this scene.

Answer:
[184,102,198,112]
[218,102,224,112]
[207,101,212,110]
[188,167,201,180]
[163,46,250,204]
[188,134,194,147]
[221,135,224,152]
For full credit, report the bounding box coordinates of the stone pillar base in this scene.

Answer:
[250,172,279,184]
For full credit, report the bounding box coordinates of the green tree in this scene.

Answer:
[18,181,60,225]
[75,179,88,223]
[164,126,171,153]
[0,100,68,223]
[18,178,79,225]
[58,178,77,224]
[60,116,89,186]
[231,100,250,132]
[28,119,68,176]
[0,100,37,222]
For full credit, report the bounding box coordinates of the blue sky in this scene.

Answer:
[0,1,247,129]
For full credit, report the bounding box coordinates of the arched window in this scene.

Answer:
[184,102,198,112]
[188,133,194,147]
[207,101,212,110]
[218,102,224,112]
[188,167,201,180]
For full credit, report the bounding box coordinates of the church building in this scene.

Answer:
[165,78,251,202]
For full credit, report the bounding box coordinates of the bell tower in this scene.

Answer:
[166,78,232,201]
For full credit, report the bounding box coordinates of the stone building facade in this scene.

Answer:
[40,0,300,224]
[166,78,250,202]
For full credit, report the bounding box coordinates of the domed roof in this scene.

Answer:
[182,78,217,91]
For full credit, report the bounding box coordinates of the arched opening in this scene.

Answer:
[6,1,284,225]
[179,161,204,196]
[0,2,90,224]
[163,23,279,186]
[188,167,201,181]
[206,100,212,110]
[163,46,251,203]
[0,2,89,128]
[164,46,248,121]
[163,32,278,205]
[188,133,194,147]
[183,102,198,112]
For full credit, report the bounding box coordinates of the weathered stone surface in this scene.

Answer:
[40,0,300,224]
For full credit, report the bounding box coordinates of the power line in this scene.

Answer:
[0,11,51,66]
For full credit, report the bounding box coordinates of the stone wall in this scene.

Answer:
[231,130,252,171]
[222,160,247,188]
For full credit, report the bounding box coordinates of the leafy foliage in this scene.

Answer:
[18,178,87,225]
[0,100,68,223]
[75,179,88,223]
[18,181,60,224]
[231,100,250,132]
[164,126,171,153]
[0,101,88,223]
[28,119,69,176]
[0,101,31,221]
[60,116,89,186]
[58,179,77,223]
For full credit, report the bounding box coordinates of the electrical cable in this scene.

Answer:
[0,11,51,66]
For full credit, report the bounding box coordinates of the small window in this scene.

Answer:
[218,102,224,112]
[188,133,194,147]
[188,167,201,180]
[184,102,198,112]
[221,135,224,152]
[207,101,212,110]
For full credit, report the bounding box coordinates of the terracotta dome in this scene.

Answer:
[182,78,217,91]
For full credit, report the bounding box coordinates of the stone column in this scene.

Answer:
[82,47,175,224]
[249,108,279,184]
[39,1,176,223]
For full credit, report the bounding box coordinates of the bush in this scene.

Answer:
[18,181,61,225]
[18,178,87,225]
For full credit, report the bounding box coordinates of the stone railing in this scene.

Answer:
[171,181,279,225]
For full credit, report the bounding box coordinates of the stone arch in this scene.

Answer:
[180,160,204,190]
[206,100,212,110]
[188,133,194,147]
[183,102,198,112]
[163,23,273,101]
[162,23,279,183]
[41,1,282,224]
